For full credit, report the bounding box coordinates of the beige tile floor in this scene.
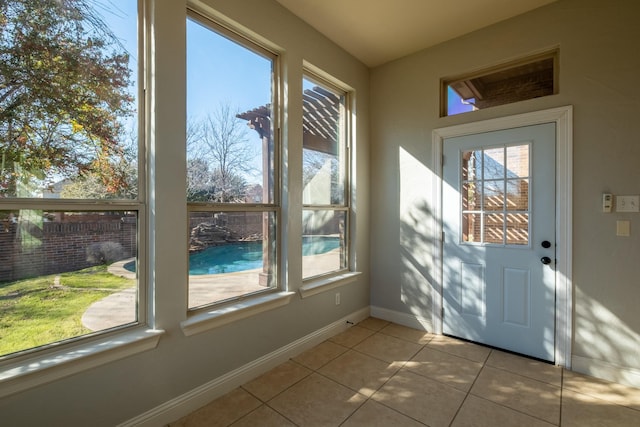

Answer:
[170,318,640,427]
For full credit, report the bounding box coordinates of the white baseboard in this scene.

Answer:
[370,306,433,332]
[571,355,640,389]
[118,307,370,427]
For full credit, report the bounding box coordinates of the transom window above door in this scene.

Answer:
[461,144,531,246]
[441,50,558,117]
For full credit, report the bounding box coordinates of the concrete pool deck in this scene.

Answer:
[82,251,340,331]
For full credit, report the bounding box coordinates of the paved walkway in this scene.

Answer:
[82,259,265,331]
[81,287,137,331]
[81,259,137,331]
[82,250,341,331]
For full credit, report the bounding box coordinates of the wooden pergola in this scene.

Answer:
[237,85,341,158]
[237,86,341,284]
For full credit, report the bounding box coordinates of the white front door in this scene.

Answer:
[442,123,556,361]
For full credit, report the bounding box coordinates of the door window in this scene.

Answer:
[461,144,530,246]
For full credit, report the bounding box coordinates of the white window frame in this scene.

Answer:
[299,68,360,298]
[0,0,163,399]
[181,8,294,336]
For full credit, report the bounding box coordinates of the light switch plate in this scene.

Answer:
[617,220,631,237]
[616,195,640,212]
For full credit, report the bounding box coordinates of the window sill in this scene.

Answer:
[299,271,362,299]
[0,327,164,398]
[181,291,296,336]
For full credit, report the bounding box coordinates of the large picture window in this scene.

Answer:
[186,12,278,309]
[302,74,349,279]
[0,0,142,358]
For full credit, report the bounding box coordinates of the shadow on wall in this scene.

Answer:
[399,200,435,323]
[394,144,506,336]
[395,146,437,325]
[394,145,555,344]
[574,286,640,385]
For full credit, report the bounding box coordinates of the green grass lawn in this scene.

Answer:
[0,265,134,357]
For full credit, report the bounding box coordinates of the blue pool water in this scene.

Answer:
[124,236,340,275]
[189,241,263,275]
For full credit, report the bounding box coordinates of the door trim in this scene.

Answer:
[432,106,573,367]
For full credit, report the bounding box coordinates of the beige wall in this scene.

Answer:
[370,0,640,385]
[4,0,640,424]
[0,1,370,425]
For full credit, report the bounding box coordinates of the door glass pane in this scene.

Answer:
[484,213,504,244]
[462,182,480,210]
[507,179,529,211]
[460,143,531,246]
[506,144,530,178]
[483,147,505,180]
[506,213,529,245]
[462,150,482,181]
[483,180,504,211]
[462,213,481,243]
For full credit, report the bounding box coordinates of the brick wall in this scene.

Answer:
[0,213,137,282]
[473,68,554,110]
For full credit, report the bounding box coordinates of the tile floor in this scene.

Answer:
[170,317,640,426]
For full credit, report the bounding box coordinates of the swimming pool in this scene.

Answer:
[124,236,340,275]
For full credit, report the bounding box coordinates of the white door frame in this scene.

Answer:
[432,106,573,367]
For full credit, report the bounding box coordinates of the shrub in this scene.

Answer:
[86,241,125,265]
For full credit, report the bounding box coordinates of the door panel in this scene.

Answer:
[503,267,530,327]
[442,123,556,361]
[460,262,485,317]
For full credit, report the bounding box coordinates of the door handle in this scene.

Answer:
[541,256,552,265]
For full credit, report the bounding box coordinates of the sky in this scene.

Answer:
[186,18,272,120]
[106,2,465,120]
[103,1,272,116]
[447,86,476,116]
[100,1,271,185]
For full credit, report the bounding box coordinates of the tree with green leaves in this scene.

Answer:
[0,0,134,197]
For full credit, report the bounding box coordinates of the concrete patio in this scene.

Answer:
[82,250,341,331]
